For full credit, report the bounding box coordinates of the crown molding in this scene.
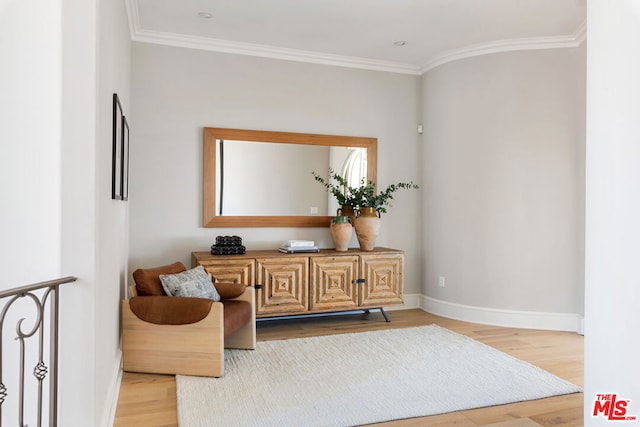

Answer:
[124,0,139,42]
[126,0,586,76]
[420,19,587,73]
[131,29,423,75]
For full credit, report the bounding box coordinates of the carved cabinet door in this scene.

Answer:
[358,253,404,308]
[310,255,359,312]
[256,256,308,316]
[198,258,255,285]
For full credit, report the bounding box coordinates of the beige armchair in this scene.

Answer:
[121,262,255,377]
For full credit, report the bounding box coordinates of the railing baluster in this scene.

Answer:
[0,277,76,427]
[50,288,59,427]
[19,330,24,427]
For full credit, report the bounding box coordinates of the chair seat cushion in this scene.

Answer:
[222,300,252,337]
[129,296,213,325]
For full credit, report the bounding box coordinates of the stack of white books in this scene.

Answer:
[278,240,320,253]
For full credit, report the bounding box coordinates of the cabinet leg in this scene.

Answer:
[362,308,391,322]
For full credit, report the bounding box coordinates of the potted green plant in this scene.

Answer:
[313,169,419,251]
[358,180,419,214]
[353,179,418,250]
[312,169,361,251]
[312,169,361,221]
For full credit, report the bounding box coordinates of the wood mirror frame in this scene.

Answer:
[203,127,377,227]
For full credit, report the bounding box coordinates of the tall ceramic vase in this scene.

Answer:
[330,215,353,251]
[354,207,380,251]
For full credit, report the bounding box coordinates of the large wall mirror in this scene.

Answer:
[203,127,377,227]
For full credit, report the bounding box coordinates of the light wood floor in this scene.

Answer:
[114,309,584,426]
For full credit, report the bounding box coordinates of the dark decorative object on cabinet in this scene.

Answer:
[211,235,246,255]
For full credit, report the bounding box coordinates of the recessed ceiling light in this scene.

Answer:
[197,12,213,19]
[394,41,408,47]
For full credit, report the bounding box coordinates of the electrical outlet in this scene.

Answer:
[438,276,445,287]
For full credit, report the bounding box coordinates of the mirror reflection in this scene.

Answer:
[203,127,377,227]
[216,141,367,217]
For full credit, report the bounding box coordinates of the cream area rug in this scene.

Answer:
[176,325,581,427]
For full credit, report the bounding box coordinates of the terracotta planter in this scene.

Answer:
[330,215,353,251]
[354,207,380,251]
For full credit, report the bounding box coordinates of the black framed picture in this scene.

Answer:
[121,116,130,201]
[112,93,123,200]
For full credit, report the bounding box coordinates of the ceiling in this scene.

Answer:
[127,0,586,74]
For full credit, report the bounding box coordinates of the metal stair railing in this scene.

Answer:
[0,276,77,427]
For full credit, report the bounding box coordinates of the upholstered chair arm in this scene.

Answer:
[213,282,247,300]
[221,285,256,350]
[236,285,255,304]
[219,283,255,306]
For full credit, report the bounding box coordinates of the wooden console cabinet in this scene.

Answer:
[191,248,404,319]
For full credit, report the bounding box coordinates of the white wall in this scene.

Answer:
[129,43,422,296]
[0,0,62,424]
[585,1,640,424]
[0,0,130,425]
[94,0,132,424]
[421,46,586,330]
[0,0,62,286]
[61,0,131,424]
[59,0,97,422]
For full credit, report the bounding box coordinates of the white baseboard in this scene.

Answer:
[421,295,584,334]
[102,349,123,427]
[386,293,422,311]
